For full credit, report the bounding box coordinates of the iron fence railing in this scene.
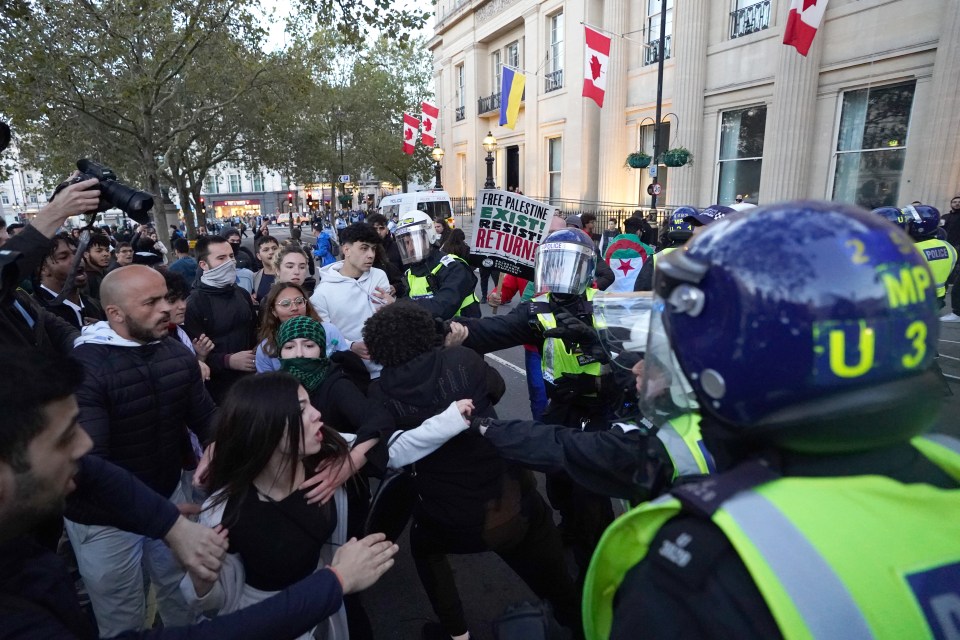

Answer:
[478,92,501,114]
[455,106,466,121]
[544,69,564,93]
[730,1,771,39]
[643,35,672,66]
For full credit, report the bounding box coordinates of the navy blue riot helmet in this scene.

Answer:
[534,228,597,295]
[667,207,697,242]
[903,205,941,240]
[871,206,909,231]
[643,201,941,453]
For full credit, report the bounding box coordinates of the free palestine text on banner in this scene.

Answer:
[470,189,552,281]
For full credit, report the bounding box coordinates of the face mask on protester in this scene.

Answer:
[201,259,237,288]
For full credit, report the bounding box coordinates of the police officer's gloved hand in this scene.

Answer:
[542,309,609,363]
[551,374,599,402]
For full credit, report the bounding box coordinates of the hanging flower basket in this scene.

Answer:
[662,147,692,167]
[626,152,652,169]
[338,194,353,206]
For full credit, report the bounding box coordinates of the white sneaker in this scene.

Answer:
[940,312,960,323]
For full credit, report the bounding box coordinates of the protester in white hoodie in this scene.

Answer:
[310,223,395,378]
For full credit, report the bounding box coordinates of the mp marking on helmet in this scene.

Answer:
[880,265,932,309]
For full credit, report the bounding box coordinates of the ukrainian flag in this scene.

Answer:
[499,66,525,129]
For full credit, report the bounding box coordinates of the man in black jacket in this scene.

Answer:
[184,235,257,403]
[65,265,218,636]
[0,346,398,640]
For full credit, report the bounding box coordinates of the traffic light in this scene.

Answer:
[287,192,294,206]
[198,197,205,213]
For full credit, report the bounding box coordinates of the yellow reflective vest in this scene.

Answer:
[916,238,958,299]
[406,254,479,317]
[534,289,606,387]
[583,433,960,640]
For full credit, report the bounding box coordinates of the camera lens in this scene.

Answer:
[101,181,154,224]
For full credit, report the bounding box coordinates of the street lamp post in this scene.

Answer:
[651,0,668,211]
[431,146,445,189]
[482,131,497,189]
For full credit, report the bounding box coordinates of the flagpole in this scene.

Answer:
[651,0,667,211]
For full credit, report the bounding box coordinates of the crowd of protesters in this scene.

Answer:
[1,166,959,640]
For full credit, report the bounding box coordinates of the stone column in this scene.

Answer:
[596,0,629,204]
[758,21,826,202]
[912,2,960,207]
[522,6,541,196]
[668,0,709,206]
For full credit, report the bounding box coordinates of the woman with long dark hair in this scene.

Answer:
[255,281,349,373]
[181,372,393,639]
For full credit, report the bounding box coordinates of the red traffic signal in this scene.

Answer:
[287,192,293,204]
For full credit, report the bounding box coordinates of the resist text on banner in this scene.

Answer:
[471,189,552,281]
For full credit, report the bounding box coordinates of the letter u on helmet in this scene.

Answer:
[647,201,942,454]
[534,228,597,295]
[871,206,909,231]
[394,211,438,265]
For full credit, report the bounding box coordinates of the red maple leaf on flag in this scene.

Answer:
[802,0,817,9]
[404,128,413,140]
[590,55,602,80]
[424,119,433,132]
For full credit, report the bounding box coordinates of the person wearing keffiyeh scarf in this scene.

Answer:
[277,316,331,392]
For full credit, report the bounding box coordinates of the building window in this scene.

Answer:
[228,174,241,192]
[252,174,264,192]
[730,0,771,39]
[506,41,520,70]
[491,50,502,94]
[717,106,766,205]
[644,0,673,66]
[455,64,466,121]
[29,194,38,204]
[0,192,8,205]
[26,174,33,184]
[203,175,218,194]
[548,137,562,203]
[832,81,915,209]
[546,13,564,93]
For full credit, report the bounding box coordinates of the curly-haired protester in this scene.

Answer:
[255,281,348,373]
[363,301,581,640]
[180,373,398,640]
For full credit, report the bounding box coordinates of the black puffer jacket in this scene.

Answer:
[184,282,257,402]
[71,335,217,508]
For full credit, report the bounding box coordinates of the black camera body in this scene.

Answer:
[58,159,154,224]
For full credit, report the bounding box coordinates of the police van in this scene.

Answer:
[378,190,453,223]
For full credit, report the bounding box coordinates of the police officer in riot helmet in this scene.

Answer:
[903,204,958,309]
[455,226,625,576]
[394,210,480,320]
[634,206,699,292]
[582,201,960,640]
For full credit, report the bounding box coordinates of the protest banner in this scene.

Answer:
[470,189,552,281]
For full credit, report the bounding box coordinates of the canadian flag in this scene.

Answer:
[402,113,419,155]
[582,26,611,108]
[783,0,829,57]
[421,102,439,147]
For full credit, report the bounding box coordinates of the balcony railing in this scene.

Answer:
[643,35,672,66]
[455,106,466,121]
[730,0,771,39]
[478,92,501,114]
[544,69,564,93]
